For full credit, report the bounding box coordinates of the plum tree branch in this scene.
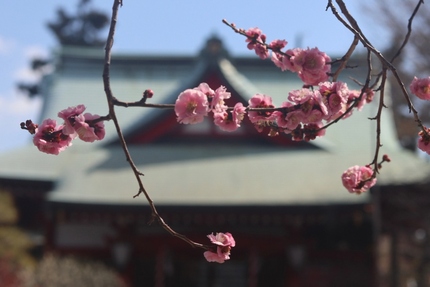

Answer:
[327,0,425,134]
[102,0,209,251]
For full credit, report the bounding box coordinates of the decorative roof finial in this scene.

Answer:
[199,35,229,60]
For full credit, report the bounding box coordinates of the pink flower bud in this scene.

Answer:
[143,89,154,98]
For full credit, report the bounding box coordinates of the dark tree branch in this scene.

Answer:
[102,0,209,251]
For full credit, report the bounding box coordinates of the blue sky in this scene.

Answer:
[0,0,391,152]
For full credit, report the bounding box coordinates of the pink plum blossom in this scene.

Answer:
[248,94,275,131]
[245,28,264,49]
[284,109,306,131]
[58,104,86,136]
[293,48,331,86]
[273,102,306,131]
[418,127,430,154]
[268,39,287,51]
[410,76,430,100]
[245,28,269,59]
[58,105,105,142]
[210,85,231,113]
[271,52,290,71]
[204,232,236,263]
[303,95,327,123]
[273,102,295,129]
[268,39,288,66]
[73,113,106,142]
[254,44,269,60]
[213,102,246,132]
[270,44,298,72]
[33,119,73,155]
[318,81,349,121]
[288,88,314,104]
[305,109,325,124]
[287,48,331,86]
[281,48,304,72]
[195,82,215,97]
[341,165,377,194]
[287,89,327,124]
[204,251,226,263]
[175,88,209,124]
[207,232,236,246]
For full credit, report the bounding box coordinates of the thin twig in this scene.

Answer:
[328,0,424,131]
[371,67,388,174]
[331,36,359,82]
[390,0,425,63]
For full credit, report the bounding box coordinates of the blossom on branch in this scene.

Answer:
[175,88,209,124]
[28,104,106,155]
[33,119,73,155]
[288,88,327,124]
[418,127,430,154]
[74,113,106,142]
[195,82,214,98]
[211,85,231,113]
[273,48,302,72]
[203,232,236,263]
[410,76,430,101]
[341,165,376,194]
[318,81,348,120]
[244,27,269,59]
[58,104,87,136]
[58,105,105,142]
[213,102,246,132]
[273,102,300,131]
[248,94,275,131]
[293,47,331,86]
[272,47,331,85]
[269,39,288,52]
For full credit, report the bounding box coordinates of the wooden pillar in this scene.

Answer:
[154,246,167,287]
[248,249,259,287]
[391,231,399,287]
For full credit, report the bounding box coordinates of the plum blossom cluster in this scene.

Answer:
[217,24,374,141]
[203,232,235,263]
[174,83,246,132]
[249,82,374,141]
[21,105,105,155]
[410,76,430,155]
[175,81,374,143]
[341,165,377,194]
[243,26,331,86]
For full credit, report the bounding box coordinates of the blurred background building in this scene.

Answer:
[1,35,430,286]
[2,1,430,286]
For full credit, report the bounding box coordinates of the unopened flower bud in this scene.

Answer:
[143,89,154,99]
[382,154,391,162]
[21,119,38,134]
